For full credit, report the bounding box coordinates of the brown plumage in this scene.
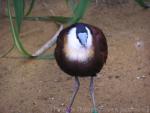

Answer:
[55,23,108,77]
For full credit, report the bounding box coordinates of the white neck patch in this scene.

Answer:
[64,26,94,62]
[67,27,92,48]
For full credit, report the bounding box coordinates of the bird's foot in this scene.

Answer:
[66,107,71,113]
[92,109,98,113]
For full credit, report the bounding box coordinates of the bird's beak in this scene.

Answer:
[78,33,88,47]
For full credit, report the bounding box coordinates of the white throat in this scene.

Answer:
[67,27,92,48]
[64,27,94,62]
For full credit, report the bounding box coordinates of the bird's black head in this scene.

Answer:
[76,23,88,47]
[76,23,87,33]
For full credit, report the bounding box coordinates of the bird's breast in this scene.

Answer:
[64,45,94,62]
[63,27,94,62]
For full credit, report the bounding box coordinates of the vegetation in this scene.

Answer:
[0,0,149,59]
[1,0,90,59]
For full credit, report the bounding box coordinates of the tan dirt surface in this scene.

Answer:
[0,0,150,113]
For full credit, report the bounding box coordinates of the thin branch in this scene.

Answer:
[95,0,98,4]
[41,0,55,16]
[32,0,63,57]
[0,45,15,58]
[32,24,63,56]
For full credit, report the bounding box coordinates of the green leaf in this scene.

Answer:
[25,0,36,16]
[13,0,25,32]
[35,53,55,60]
[69,0,90,24]
[9,16,72,24]
[135,0,150,8]
[7,0,31,57]
[0,0,2,17]
[23,16,72,24]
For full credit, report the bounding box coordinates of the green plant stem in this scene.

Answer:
[23,16,72,24]
[69,0,90,24]
[7,0,32,57]
[25,0,36,16]
[13,0,25,32]
[135,0,150,8]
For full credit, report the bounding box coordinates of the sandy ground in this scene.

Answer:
[0,0,150,113]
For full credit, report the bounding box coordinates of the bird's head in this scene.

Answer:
[76,24,88,47]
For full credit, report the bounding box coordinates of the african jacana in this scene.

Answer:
[55,23,108,113]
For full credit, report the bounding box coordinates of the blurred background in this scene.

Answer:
[0,0,150,113]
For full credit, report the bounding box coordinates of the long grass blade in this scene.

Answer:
[135,0,150,8]
[35,53,55,60]
[69,0,90,24]
[0,0,2,17]
[23,16,72,24]
[9,16,72,24]
[25,0,36,16]
[13,0,25,32]
[7,0,31,57]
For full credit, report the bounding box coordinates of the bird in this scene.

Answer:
[55,23,108,113]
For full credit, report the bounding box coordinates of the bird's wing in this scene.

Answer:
[89,25,108,63]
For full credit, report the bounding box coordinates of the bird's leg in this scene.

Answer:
[90,76,98,113]
[66,76,80,113]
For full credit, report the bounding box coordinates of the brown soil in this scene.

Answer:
[0,0,150,113]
